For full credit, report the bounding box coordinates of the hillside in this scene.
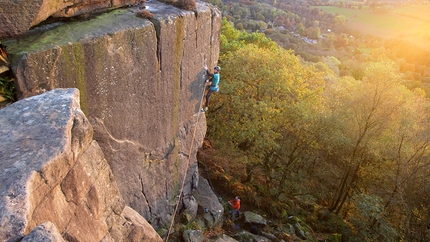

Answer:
[314,4,430,50]
[198,1,430,241]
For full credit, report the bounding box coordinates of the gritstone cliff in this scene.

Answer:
[0,0,222,240]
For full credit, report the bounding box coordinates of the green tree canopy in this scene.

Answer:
[209,19,324,186]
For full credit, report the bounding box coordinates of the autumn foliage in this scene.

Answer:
[202,18,430,241]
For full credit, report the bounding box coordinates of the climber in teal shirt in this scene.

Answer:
[201,66,220,112]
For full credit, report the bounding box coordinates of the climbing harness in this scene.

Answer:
[164,71,208,242]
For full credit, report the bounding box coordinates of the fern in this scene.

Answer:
[0,76,15,101]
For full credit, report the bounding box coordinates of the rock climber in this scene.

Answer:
[201,66,220,112]
[228,196,241,219]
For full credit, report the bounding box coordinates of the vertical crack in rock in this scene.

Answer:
[210,6,217,47]
[48,47,63,88]
[165,179,168,199]
[194,12,199,50]
[139,175,152,217]
[163,141,175,160]
[149,18,161,70]
[174,15,184,118]
[71,108,93,162]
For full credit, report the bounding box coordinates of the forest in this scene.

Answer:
[199,0,430,241]
[204,0,430,95]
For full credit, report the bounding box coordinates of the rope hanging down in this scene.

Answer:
[165,74,208,242]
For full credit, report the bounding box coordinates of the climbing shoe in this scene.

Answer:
[201,107,208,112]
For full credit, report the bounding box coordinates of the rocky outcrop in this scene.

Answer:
[0,0,139,39]
[244,211,267,227]
[193,176,224,227]
[215,234,238,242]
[183,230,204,242]
[233,231,270,242]
[4,0,221,231]
[0,89,162,241]
[21,222,65,242]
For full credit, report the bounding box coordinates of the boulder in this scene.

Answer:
[233,230,270,242]
[261,231,277,241]
[0,88,88,241]
[0,89,162,241]
[286,223,295,235]
[215,234,239,242]
[183,195,199,222]
[0,0,139,38]
[287,216,311,241]
[292,223,306,240]
[109,206,164,241]
[244,211,267,226]
[183,230,204,242]
[193,175,224,227]
[21,222,65,242]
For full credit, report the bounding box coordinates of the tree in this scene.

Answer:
[333,15,346,26]
[235,22,244,31]
[322,56,341,76]
[334,33,349,49]
[297,23,305,35]
[321,60,405,214]
[209,19,323,187]
[305,26,320,39]
[274,16,285,26]
[207,14,430,241]
[369,87,430,241]
[312,20,319,27]
[256,12,265,21]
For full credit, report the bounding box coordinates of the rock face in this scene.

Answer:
[193,176,224,227]
[0,89,163,242]
[215,234,238,242]
[183,230,204,242]
[21,222,66,242]
[0,0,138,38]
[5,0,221,231]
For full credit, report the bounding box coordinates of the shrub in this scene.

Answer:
[0,76,15,101]
[173,0,197,11]
[264,28,273,34]
[136,9,154,19]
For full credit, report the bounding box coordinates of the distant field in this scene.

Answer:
[392,4,430,21]
[313,4,430,50]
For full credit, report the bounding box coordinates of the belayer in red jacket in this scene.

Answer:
[228,196,241,219]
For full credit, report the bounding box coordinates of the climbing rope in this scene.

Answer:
[165,74,208,242]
